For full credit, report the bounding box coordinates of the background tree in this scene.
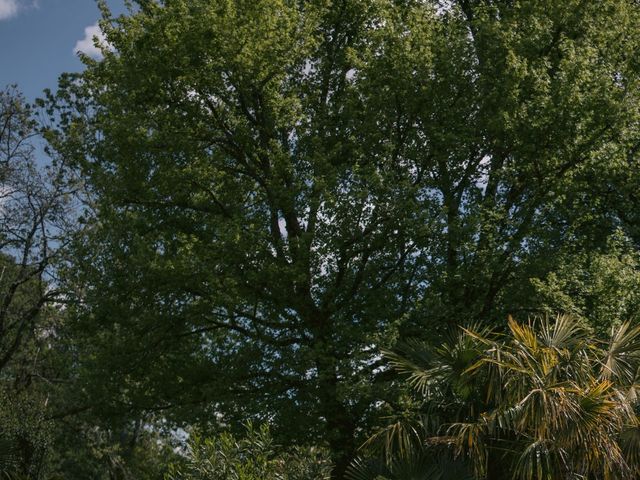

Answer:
[0,86,73,377]
[46,1,640,478]
[530,230,640,335]
[0,85,78,478]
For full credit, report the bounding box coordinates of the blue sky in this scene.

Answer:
[0,0,126,103]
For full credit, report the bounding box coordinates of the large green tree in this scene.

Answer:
[48,1,640,477]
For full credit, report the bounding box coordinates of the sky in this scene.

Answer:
[0,0,126,103]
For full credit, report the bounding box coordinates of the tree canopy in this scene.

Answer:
[33,0,640,478]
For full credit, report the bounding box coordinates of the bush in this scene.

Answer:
[166,423,331,480]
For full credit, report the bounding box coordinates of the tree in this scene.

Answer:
[0,86,70,376]
[46,1,640,478]
[0,85,79,478]
[530,230,640,335]
[354,315,640,479]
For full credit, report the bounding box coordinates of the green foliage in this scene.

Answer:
[358,315,640,479]
[0,85,73,479]
[531,231,640,334]
[46,418,179,480]
[347,452,473,480]
[166,423,331,480]
[0,84,177,480]
[0,388,50,479]
[41,0,640,478]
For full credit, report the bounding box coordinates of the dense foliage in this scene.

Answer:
[2,0,640,478]
[166,423,332,480]
[351,315,640,479]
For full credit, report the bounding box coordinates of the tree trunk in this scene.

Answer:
[311,313,357,480]
[317,356,356,480]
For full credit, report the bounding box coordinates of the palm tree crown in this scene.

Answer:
[351,315,640,480]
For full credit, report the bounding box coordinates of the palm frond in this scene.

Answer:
[602,322,640,383]
[346,451,473,480]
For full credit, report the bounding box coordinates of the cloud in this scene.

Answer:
[74,23,108,60]
[0,0,20,20]
[0,0,37,20]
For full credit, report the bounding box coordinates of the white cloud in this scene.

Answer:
[0,0,20,20]
[74,23,108,60]
[0,0,37,20]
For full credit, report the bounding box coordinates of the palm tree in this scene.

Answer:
[350,315,640,480]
